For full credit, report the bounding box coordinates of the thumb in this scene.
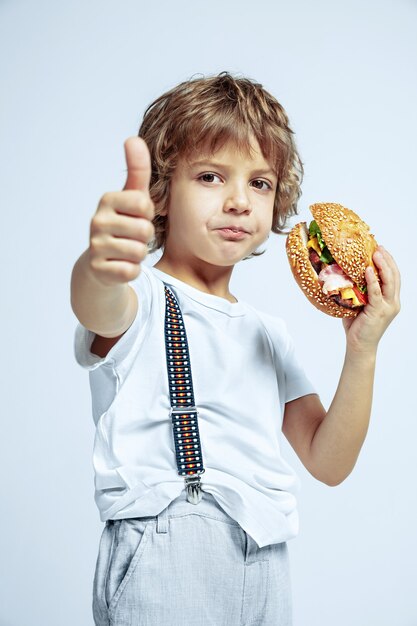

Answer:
[123,136,152,192]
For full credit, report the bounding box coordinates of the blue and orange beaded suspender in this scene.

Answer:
[163,283,205,504]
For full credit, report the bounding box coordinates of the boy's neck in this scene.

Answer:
[152,259,238,303]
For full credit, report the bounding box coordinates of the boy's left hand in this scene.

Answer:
[342,246,401,354]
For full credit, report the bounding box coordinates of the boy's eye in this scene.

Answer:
[251,179,272,191]
[199,173,221,183]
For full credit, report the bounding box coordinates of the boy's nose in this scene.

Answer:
[223,186,252,213]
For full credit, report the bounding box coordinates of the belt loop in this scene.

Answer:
[156,505,169,534]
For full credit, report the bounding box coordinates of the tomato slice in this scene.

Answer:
[353,286,368,305]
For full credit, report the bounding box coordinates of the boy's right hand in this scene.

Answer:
[89,137,155,287]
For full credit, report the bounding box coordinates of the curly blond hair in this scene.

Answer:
[138,71,304,260]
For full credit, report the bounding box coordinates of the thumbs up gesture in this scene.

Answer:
[89,137,155,287]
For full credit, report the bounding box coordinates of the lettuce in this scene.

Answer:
[309,220,319,237]
[309,221,334,263]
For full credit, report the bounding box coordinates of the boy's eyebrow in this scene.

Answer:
[187,159,277,179]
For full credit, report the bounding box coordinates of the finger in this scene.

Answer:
[365,264,383,305]
[372,247,395,300]
[103,237,149,264]
[110,214,154,243]
[100,190,154,220]
[379,246,401,301]
[123,137,152,192]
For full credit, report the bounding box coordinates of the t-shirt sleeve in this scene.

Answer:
[253,308,318,405]
[73,265,153,371]
[283,331,317,403]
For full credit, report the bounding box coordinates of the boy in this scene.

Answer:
[71,72,401,626]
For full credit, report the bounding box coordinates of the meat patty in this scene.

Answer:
[330,294,361,310]
[309,249,322,275]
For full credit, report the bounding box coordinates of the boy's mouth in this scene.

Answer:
[216,228,249,240]
[216,224,251,234]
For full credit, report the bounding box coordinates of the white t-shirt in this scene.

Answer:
[74,264,317,548]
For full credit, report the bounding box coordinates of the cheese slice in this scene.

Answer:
[307,236,322,257]
[340,288,361,306]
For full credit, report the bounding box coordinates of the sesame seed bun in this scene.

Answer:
[285,203,379,318]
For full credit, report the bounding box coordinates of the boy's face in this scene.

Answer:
[160,136,277,273]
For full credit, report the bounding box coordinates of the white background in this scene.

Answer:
[1,0,416,624]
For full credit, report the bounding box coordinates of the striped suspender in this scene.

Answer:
[163,283,205,504]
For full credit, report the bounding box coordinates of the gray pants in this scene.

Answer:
[92,489,293,625]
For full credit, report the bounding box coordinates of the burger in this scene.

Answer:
[285,202,380,318]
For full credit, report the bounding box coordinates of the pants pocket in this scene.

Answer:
[93,517,152,623]
[105,518,152,614]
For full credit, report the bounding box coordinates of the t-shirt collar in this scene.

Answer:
[149,266,247,317]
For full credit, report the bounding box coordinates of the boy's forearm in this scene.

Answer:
[310,349,377,486]
[70,249,138,337]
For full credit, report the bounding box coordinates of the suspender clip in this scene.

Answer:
[184,474,204,505]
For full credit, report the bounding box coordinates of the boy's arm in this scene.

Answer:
[282,246,401,486]
[71,248,138,338]
[70,137,154,343]
[282,354,375,486]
